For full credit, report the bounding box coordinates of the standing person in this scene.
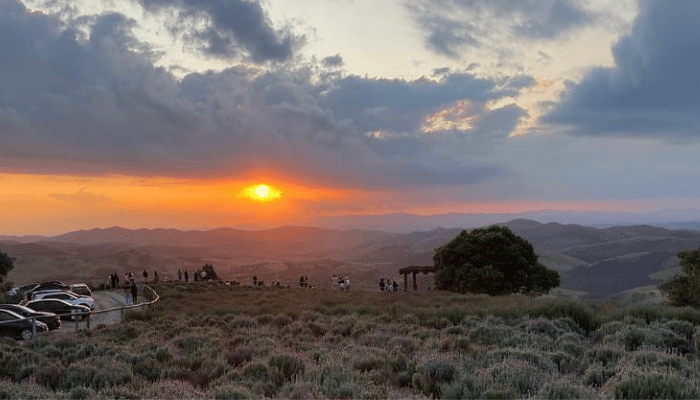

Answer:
[178,269,182,282]
[300,276,305,288]
[115,273,119,290]
[331,275,339,290]
[379,278,385,292]
[143,270,148,281]
[345,277,350,291]
[131,280,138,304]
[124,281,132,305]
[253,275,257,286]
[184,269,189,283]
[154,271,159,283]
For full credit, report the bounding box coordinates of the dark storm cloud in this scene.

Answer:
[135,0,301,62]
[0,1,531,188]
[321,73,532,133]
[543,0,700,138]
[407,0,595,57]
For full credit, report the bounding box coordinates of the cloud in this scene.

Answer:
[321,54,343,68]
[407,0,596,57]
[135,0,302,62]
[49,187,117,205]
[543,0,700,138]
[0,1,533,190]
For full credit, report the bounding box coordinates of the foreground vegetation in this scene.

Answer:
[2,284,700,399]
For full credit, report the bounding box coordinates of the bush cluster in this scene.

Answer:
[1,284,699,398]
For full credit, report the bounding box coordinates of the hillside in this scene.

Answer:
[3,220,700,298]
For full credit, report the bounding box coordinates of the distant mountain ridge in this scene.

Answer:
[3,219,700,299]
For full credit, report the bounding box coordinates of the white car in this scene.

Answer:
[69,284,92,297]
[31,291,95,310]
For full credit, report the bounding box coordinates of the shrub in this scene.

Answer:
[33,362,66,390]
[241,363,272,383]
[62,364,97,390]
[272,314,293,328]
[212,385,249,399]
[229,317,257,330]
[319,366,356,399]
[664,320,696,339]
[584,367,615,388]
[92,363,133,390]
[526,318,560,338]
[586,346,625,367]
[268,354,305,383]
[353,356,385,373]
[133,357,161,381]
[155,346,173,362]
[479,359,545,397]
[614,373,700,399]
[468,323,515,346]
[226,346,253,368]
[124,308,154,321]
[69,386,96,399]
[536,380,597,399]
[455,337,471,353]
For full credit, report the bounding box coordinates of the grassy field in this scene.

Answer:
[2,283,700,399]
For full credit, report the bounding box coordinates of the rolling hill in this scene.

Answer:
[3,220,699,298]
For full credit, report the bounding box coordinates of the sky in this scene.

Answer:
[2,0,700,235]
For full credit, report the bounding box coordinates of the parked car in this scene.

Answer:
[30,291,95,310]
[69,283,92,297]
[5,283,40,303]
[24,299,90,321]
[25,281,70,298]
[0,304,61,331]
[0,309,48,340]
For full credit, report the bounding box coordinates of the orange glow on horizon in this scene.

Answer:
[1,171,691,236]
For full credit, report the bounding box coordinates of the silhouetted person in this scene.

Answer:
[131,280,138,303]
[143,270,148,280]
[253,275,257,286]
[184,269,189,282]
[379,278,385,292]
[154,271,159,283]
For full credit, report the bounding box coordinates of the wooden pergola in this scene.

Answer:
[398,265,437,291]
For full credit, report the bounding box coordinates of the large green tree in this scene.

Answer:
[433,226,560,295]
[660,246,700,307]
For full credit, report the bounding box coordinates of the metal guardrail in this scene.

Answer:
[1,284,159,340]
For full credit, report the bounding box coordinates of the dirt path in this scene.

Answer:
[55,290,133,331]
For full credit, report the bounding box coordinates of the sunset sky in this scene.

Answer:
[2,0,700,235]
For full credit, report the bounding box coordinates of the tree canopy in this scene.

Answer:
[433,226,560,295]
[0,249,14,285]
[660,246,700,307]
[196,263,221,281]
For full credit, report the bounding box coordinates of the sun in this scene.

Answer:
[254,184,270,198]
[242,183,281,201]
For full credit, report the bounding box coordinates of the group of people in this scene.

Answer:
[379,278,399,293]
[331,275,351,290]
[120,272,138,305]
[177,269,189,282]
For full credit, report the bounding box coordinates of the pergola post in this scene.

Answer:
[412,271,417,291]
[403,273,408,291]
